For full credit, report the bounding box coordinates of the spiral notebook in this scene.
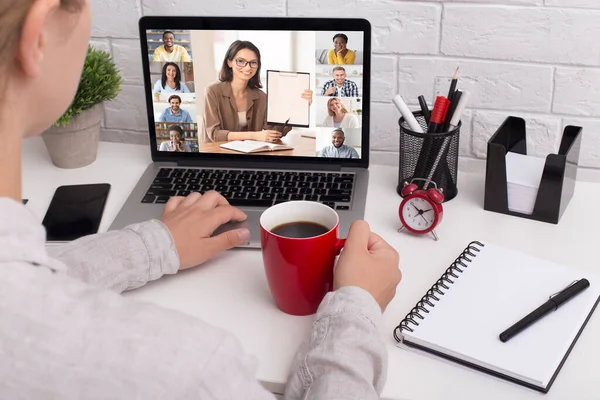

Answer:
[394,241,600,393]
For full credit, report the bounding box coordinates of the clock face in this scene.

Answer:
[401,196,436,231]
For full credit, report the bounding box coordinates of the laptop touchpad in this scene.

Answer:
[211,210,262,246]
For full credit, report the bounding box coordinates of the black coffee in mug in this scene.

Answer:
[271,221,330,239]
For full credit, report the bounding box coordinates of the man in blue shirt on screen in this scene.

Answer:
[158,95,193,123]
[318,128,360,158]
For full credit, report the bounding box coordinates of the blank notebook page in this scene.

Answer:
[403,242,600,388]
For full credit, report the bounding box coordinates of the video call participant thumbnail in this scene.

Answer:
[152,31,191,62]
[203,40,312,144]
[159,125,191,152]
[328,33,356,65]
[317,128,360,158]
[322,97,359,128]
[321,66,359,97]
[154,62,191,94]
[158,95,192,123]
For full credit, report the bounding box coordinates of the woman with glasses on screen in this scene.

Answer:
[153,62,190,94]
[203,40,312,143]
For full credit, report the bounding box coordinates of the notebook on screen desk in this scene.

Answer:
[393,241,600,393]
[220,140,293,154]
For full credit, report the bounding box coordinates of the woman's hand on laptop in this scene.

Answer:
[160,191,250,270]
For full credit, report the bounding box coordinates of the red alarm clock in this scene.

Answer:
[398,178,444,241]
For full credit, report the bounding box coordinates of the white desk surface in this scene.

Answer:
[22,137,600,400]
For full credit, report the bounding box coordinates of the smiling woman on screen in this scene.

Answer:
[202,40,313,144]
[322,97,360,128]
[327,33,356,65]
[153,62,190,93]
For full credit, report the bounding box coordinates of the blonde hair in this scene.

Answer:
[327,97,348,116]
[0,0,83,79]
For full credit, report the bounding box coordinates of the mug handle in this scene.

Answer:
[335,239,346,255]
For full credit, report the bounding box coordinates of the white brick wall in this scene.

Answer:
[91,0,600,170]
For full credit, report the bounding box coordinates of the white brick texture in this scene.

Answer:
[91,0,141,39]
[562,119,600,168]
[101,129,150,145]
[111,40,145,85]
[371,56,397,103]
[103,85,149,132]
[398,58,553,112]
[288,0,441,54]
[142,0,285,16]
[422,0,541,4]
[371,103,401,152]
[442,6,600,67]
[545,0,599,8]
[554,69,600,117]
[88,0,600,170]
[88,38,111,55]
[471,111,561,158]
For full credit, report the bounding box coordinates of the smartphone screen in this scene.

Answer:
[42,183,111,241]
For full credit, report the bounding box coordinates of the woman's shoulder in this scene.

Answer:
[250,86,267,100]
[205,81,229,95]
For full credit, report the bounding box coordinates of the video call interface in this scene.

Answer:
[146,28,365,159]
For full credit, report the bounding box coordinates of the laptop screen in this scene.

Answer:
[141,18,370,165]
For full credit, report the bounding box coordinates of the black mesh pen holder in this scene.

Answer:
[396,111,460,202]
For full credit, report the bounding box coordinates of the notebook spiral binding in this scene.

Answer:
[393,241,485,343]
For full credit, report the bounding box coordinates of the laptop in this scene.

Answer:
[109,16,372,248]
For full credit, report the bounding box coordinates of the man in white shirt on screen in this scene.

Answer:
[318,128,360,158]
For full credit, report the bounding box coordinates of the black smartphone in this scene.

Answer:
[42,183,111,241]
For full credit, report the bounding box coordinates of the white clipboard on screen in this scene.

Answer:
[266,70,310,128]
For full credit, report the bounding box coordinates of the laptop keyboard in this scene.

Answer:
[142,168,355,210]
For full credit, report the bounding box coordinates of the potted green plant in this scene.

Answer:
[42,46,122,168]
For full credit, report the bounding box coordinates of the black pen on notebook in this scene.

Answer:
[499,278,590,343]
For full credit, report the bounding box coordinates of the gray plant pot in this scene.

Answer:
[42,103,104,169]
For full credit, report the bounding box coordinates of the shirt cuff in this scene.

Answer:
[126,219,180,277]
[315,286,383,330]
[215,129,230,142]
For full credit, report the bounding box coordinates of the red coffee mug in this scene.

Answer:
[260,201,345,316]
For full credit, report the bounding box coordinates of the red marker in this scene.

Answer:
[427,96,450,133]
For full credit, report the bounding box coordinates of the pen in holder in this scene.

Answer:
[397,111,460,202]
